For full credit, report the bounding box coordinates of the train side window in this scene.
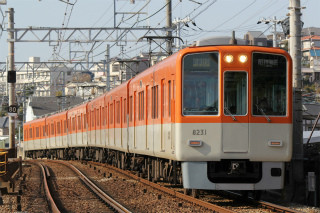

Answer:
[92,110,95,127]
[162,80,165,118]
[102,107,105,126]
[168,80,171,116]
[51,123,54,135]
[110,103,114,124]
[129,96,133,122]
[64,120,67,133]
[29,128,32,139]
[83,114,86,129]
[57,122,60,134]
[116,101,120,124]
[152,86,158,119]
[123,98,127,123]
[138,91,144,121]
[72,117,76,131]
[78,115,81,130]
[43,126,45,137]
[36,127,39,138]
[97,109,100,126]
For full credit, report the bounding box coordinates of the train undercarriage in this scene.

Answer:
[25,147,183,186]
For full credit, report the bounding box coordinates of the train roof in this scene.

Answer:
[195,36,247,46]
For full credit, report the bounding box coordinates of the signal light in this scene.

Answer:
[224,54,233,63]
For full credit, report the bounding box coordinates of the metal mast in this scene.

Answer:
[289,0,304,202]
[166,0,172,55]
[7,8,16,157]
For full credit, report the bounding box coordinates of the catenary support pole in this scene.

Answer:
[289,0,304,202]
[166,0,172,55]
[8,8,16,158]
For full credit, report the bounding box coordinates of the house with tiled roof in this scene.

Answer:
[302,35,320,60]
[25,96,83,122]
[301,32,320,83]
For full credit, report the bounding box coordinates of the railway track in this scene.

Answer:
[83,160,302,213]
[31,160,131,213]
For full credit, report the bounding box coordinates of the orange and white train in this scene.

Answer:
[24,43,292,192]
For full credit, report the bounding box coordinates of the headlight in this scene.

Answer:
[224,54,233,63]
[239,55,248,63]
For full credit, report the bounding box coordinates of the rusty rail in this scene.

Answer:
[52,160,132,213]
[259,201,302,213]
[89,161,235,213]
[38,163,60,213]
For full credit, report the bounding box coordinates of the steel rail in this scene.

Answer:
[89,161,235,213]
[52,160,131,213]
[258,201,302,213]
[37,162,60,213]
[225,190,302,213]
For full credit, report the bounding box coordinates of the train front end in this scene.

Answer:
[175,45,292,190]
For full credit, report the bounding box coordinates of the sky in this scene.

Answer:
[0,0,318,63]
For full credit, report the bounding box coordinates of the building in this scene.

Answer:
[244,31,268,46]
[0,117,8,136]
[0,57,89,98]
[25,96,83,122]
[303,103,320,131]
[65,82,107,100]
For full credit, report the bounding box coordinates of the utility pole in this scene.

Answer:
[166,0,172,55]
[173,17,191,50]
[7,8,16,158]
[106,44,110,91]
[257,16,282,47]
[289,0,304,202]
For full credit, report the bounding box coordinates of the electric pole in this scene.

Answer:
[7,8,16,158]
[166,0,172,55]
[289,0,304,202]
[257,16,282,47]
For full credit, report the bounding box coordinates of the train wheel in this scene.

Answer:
[183,188,191,195]
[252,190,262,200]
[191,189,199,198]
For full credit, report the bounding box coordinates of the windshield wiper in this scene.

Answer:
[256,104,271,123]
[224,107,237,121]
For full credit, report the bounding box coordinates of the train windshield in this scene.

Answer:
[182,52,219,115]
[252,53,287,116]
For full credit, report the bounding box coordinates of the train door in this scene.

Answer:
[120,98,123,148]
[133,92,136,148]
[222,71,249,153]
[170,80,175,150]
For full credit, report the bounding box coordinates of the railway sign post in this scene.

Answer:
[7,105,18,117]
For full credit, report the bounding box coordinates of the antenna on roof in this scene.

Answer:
[229,31,237,45]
